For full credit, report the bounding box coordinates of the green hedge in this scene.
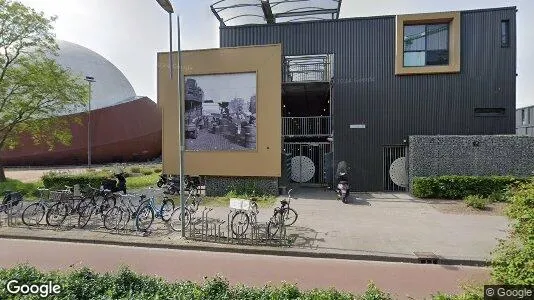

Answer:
[412,176,527,199]
[491,180,534,284]
[41,172,109,190]
[0,265,394,300]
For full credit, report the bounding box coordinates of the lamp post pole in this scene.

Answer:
[85,76,95,167]
[155,0,186,237]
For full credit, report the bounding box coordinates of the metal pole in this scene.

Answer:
[177,13,186,237]
[88,81,92,167]
[169,12,173,79]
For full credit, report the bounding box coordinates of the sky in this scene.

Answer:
[17,0,533,108]
[188,73,256,104]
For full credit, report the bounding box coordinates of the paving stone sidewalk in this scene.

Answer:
[0,189,509,265]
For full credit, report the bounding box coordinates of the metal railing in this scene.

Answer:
[283,116,331,137]
[283,54,334,83]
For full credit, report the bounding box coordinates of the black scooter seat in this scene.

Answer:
[339,181,349,184]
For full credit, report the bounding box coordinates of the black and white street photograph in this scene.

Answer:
[184,72,257,151]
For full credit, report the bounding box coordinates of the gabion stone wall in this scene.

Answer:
[204,176,279,196]
[408,135,534,190]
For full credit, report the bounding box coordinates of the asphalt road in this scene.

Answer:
[0,239,489,299]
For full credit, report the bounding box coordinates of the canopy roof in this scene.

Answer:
[211,0,342,26]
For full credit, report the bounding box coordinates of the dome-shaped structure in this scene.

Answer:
[54,40,136,112]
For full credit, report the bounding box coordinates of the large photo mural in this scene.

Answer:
[184,72,257,151]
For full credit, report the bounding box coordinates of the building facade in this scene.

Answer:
[517,105,534,136]
[218,7,517,191]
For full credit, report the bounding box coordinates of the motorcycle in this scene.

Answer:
[335,161,350,204]
[101,172,127,194]
[157,174,171,188]
[160,175,201,195]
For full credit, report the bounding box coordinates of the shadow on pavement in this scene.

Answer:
[287,226,324,249]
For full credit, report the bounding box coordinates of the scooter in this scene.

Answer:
[336,161,350,204]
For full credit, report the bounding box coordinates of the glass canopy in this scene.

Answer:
[211,0,342,26]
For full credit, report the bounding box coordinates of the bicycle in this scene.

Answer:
[102,193,144,230]
[134,189,174,232]
[267,189,298,237]
[1,191,24,216]
[22,189,54,226]
[77,185,117,217]
[45,187,85,227]
[230,198,259,237]
[169,190,203,232]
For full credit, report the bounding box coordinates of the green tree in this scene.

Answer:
[0,0,88,181]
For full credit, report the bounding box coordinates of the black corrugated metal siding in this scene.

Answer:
[220,7,517,191]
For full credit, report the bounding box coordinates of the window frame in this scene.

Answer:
[396,11,461,75]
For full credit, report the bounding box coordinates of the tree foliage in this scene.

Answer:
[0,0,88,166]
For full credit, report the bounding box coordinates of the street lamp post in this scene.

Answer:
[154,0,186,237]
[85,76,95,167]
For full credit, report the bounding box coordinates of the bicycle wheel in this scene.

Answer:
[78,204,95,229]
[100,196,116,215]
[104,206,123,230]
[160,199,175,222]
[22,203,46,226]
[76,198,92,215]
[119,207,131,230]
[46,202,68,227]
[135,203,154,232]
[169,207,191,232]
[282,207,298,226]
[231,211,250,237]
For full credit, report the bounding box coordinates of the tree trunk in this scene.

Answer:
[0,165,6,182]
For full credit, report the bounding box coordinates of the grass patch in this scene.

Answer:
[464,195,488,210]
[126,173,160,189]
[0,179,43,199]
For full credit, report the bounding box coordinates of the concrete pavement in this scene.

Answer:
[0,238,490,299]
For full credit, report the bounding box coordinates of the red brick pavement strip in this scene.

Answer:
[0,238,490,299]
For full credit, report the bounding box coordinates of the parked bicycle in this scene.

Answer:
[230,198,259,237]
[169,190,203,231]
[135,188,174,232]
[22,189,53,226]
[102,193,143,230]
[1,191,24,216]
[77,185,118,227]
[45,186,86,227]
[267,189,298,237]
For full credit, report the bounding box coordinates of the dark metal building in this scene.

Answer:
[214,3,517,191]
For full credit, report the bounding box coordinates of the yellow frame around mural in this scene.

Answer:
[157,44,282,177]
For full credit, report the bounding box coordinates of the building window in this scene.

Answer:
[404,24,449,67]
[501,20,510,48]
[525,109,531,125]
[396,12,461,75]
[474,108,505,117]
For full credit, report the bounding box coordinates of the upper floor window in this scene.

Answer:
[404,23,450,67]
[501,20,510,48]
[395,11,460,75]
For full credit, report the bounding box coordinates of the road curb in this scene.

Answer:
[0,233,489,267]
